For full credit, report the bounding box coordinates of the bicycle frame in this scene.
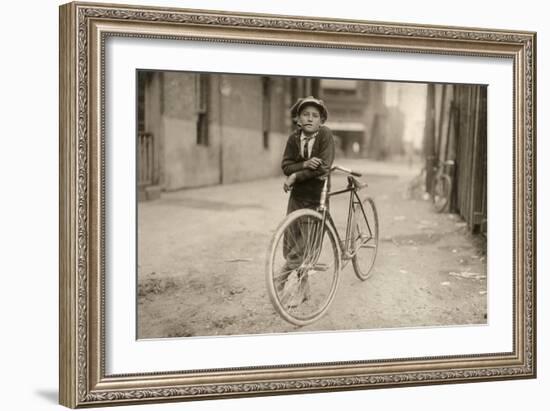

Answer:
[316,173,374,266]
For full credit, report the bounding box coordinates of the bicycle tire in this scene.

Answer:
[351,197,379,281]
[266,209,341,326]
[432,174,452,213]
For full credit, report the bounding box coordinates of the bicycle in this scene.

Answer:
[407,159,455,213]
[431,160,455,213]
[266,165,379,326]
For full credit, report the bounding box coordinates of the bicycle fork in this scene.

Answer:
[342,190,361,261]
[303,177,331,269]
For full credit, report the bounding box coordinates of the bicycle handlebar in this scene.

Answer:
[330,165,362,177]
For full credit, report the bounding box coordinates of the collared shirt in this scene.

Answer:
[300,130,318,159]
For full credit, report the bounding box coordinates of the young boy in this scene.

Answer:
[278,96,335,305]
[282,96,335,200]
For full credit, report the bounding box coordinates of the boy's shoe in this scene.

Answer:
[278,271,299,305]
[285,278,311,308]
[275,265,297,293]
[285,290,306,309]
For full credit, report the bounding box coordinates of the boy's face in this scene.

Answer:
[298,105,322,135]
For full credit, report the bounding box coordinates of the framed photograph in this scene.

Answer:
[59,1,536,408]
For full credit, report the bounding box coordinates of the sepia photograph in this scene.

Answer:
[136,71,487,338]
[57,1,536,407]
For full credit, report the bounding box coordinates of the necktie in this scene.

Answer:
[303,137,312,159]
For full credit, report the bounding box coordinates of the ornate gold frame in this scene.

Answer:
[59,1,536,408]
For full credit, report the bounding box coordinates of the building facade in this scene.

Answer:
[320,79,424,160]
[423,83,487,234]
[137,71,319,198]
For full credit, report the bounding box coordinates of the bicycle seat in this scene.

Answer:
[348,176,368,190]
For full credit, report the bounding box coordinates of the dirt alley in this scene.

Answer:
[137,159,487,339]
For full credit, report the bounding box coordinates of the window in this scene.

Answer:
[262,77,271,149]
[196,74,209,146]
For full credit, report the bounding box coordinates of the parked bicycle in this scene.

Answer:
[432,160,455,213]
[266,165,379,326]
[407,158,455,213]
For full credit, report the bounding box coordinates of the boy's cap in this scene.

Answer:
[290,96,328,121]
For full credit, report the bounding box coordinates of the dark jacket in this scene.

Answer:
[281,125,335,200]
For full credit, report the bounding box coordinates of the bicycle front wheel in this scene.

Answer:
[352,197,379,281]
[432,174,452,213]
[266,209,340,326]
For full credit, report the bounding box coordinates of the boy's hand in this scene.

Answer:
[304,157,322,170]
[283,174,297,192]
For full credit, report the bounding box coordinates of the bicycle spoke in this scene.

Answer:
[267,210,340,325]
[305,220,321,265]
[303,217,315,263]
[273,267,294,282]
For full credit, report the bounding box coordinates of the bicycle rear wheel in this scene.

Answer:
[351,197,379,281]
[432,174,452,213]
[266,209,340,326]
